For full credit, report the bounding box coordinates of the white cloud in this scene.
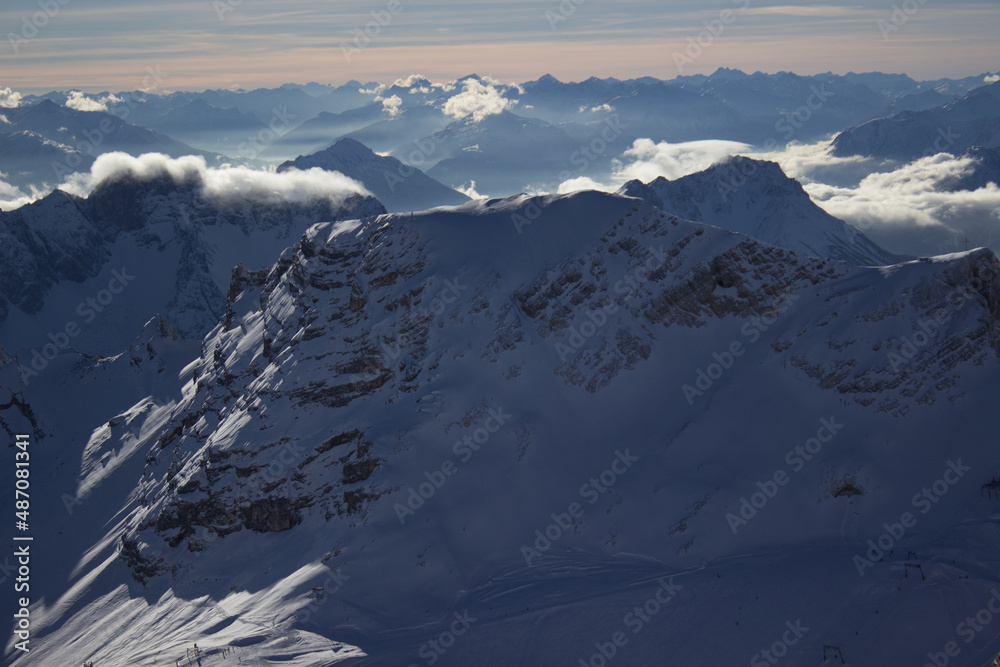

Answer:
[58,152,371,205]
[380,95,402,118]
[0,88,22,108]
[551,138,750,195]
[547,135,1000,258]
[64,92,123,113]
[579,103,615,114]
[442,79,518,123]
[0,177,35,211]
[392,75,431,89]
[65,91,107,112]
[739,140,1000,255]
[0,114,9,125]
[747,139,895,187]
[556,176,616,194]
[985,74,1000,84]
[798,154,1000,256]
[456,180,487,200]
[744,5,857,16]
[615,138,752,183]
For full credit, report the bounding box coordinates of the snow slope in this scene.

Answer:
[0,167,384,357]
[5,188,999,666]
[831,80,1000,161]
[277,139,469,213]
[0,100,224,189]
[618,156,898,266]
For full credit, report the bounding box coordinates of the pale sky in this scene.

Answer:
[1,0,997,92]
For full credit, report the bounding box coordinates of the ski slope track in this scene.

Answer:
[4,190,1000,666]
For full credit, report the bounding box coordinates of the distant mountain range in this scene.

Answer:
[0,169,384,355]
[391,110,593,195]
[278,138,469,212]
[11,69,995,175]
[0,99,223,190]
[831,80,1000,160]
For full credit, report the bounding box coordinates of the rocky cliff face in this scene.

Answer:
[90,191,999,580]
[0,171,385,351]
[15,190,1000,667]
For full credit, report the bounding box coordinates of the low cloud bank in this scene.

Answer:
[2,153,371,212]
[64,91,123,113]
[443,79,518,122]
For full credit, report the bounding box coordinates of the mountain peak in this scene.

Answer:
[35,98,62,110]
[327,136,377,157]
[710,67,748,79]
[616,158,896,265]
[278,139,468,213]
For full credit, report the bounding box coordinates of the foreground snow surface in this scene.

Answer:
[4,191,1000,666]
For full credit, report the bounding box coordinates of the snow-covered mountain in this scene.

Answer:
[0,167,384,357]
[341,105,453,155]
[393,110,590,195]
[113,84,374,132]
[618,156,898,265]
[277,138,469,212]
[262,103,388,160]
[515,69,979,147]
[146,98,263,135]
[7,188,999,666]
[0,130,85,190]
[831,80,1000,160]
[940,146,1000,192]
[140,99,266,156]
[0,100,223,190]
